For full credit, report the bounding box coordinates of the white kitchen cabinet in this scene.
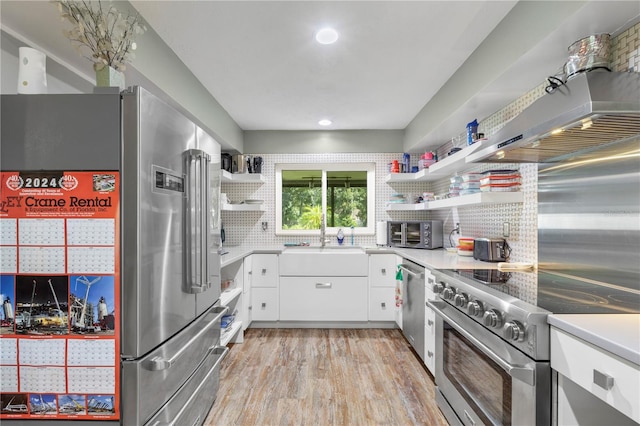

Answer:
[368,287,396,322]
[251,287,279,321]
[280,276,368,321]
[551,327,639,424]
[279,251,368,322]
[242,255,252,330]
[248,254,279,322]
[424,269,437,375]
[368,253,400,322]
[368,254,399,287]
[249,254,279,287]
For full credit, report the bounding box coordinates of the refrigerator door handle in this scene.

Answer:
[147,305,228,371]
[184,148,211,294]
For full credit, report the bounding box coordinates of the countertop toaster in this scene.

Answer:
[473,238,510,262]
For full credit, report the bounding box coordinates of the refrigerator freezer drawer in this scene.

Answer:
[121,303,228,425]
[146,346,229,426]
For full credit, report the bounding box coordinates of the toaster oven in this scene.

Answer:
[387,220,443,249]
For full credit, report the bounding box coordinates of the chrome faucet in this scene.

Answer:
[320,214,330,247]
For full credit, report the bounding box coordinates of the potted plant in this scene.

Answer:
[54,0,146,88]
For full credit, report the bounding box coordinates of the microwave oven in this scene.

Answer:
[387,220,443,249]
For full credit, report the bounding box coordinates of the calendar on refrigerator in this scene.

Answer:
[0,171,120,421]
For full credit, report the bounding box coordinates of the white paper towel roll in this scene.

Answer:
[18,47,47,94]
[376,221,387,246]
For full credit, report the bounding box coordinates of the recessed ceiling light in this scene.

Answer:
[318,119,332,126]
[315,28,339,45]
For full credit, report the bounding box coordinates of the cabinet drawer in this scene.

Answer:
[251,288,278,321]
[551,327,640,423]
[424,307,436,375]
[368,254,399,287]
[250,254,279,287]
[280,277,367,321]
[369,287,396,321]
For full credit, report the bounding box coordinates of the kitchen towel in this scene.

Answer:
[376,221,387,246]
[395,266,403,307]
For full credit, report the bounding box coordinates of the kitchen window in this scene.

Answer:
[275,163,375,236]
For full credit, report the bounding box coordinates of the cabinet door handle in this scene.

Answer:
[262,268,267,275]
[381,268,386,275]
[427,319,434,326]
[261,302,267,308]
[593,370,614,390]
[427,351,433,358]
[381,302,386,308]
[316,282,332,288]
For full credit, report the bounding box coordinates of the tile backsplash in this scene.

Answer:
[223,22,639,265]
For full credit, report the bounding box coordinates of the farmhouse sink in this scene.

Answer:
[280,246,368,276]
[283,245,364,254]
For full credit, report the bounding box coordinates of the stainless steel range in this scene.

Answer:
[427,268,640,426]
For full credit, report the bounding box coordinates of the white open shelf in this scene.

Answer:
[386,191,523,211]
[221,170,265,183]
[220,321,242,346]
[385,202,429,211]
[222,203,265,212]
[385,141,487,183]
[220,287,242,306]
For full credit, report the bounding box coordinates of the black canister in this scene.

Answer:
[221,153,232,172]
[253,156,263,174]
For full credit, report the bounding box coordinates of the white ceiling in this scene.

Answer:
[2,1,640,152]
[130,1,517,131]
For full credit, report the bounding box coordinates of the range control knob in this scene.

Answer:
[453,293,468,308]
[467,300,484,317]
[442,287,456,301]
[432,282,444,294]
[504,320,525,342]
[483,309,503,328]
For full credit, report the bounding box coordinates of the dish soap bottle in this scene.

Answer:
[337,228,345,245]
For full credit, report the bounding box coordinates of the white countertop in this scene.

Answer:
[388,247,500,269]
[220,245,501,270]
[548,314,640,365]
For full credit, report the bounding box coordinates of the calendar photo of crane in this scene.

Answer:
[1,275,15,335]
[14,276,68,336]
[69,275,115,336]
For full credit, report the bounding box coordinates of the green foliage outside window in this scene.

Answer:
[281,170,367,230]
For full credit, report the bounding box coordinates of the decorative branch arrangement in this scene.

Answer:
[54,0,146,71]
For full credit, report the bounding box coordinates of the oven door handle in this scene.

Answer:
[428,300,536,386]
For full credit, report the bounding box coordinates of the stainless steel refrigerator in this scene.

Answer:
[0,86,227,425]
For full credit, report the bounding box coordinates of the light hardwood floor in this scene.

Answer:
[205,328,448,426]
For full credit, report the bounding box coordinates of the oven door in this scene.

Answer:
[428,300,550,426]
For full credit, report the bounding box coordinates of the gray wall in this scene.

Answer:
[243,130,404,154]
[403,1,587,152]
[0,0,243,153]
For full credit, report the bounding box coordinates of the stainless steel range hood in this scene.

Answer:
[467,71,640,163]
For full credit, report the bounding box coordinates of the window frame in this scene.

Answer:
[275,162,376,237]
